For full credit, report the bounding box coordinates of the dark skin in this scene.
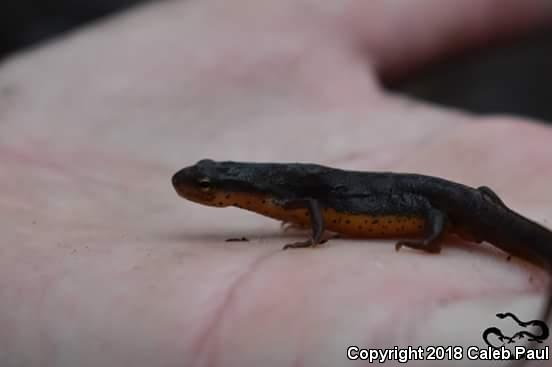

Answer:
[173,160,552,268]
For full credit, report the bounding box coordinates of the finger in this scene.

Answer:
[344,0,552,78]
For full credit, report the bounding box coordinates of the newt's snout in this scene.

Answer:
[171,166,217,206]
[171,168,190,190]
[171,167,190,194]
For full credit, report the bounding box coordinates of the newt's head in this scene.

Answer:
[172,159,225,206]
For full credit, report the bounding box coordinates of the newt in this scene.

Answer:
[172,159,552,362]
[172,160,552,261]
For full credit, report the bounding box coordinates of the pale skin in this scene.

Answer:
[2,0,552,366]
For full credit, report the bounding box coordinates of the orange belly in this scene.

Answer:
[322,209,426,237]
[212,192,427,238]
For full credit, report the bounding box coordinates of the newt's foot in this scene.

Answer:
[283,240,313,250]
[395,240,441,254]
[282,238,327,250]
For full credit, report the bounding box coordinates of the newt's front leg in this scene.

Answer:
[281,198,325,250]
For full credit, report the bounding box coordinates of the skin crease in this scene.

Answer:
[2,0,552,366]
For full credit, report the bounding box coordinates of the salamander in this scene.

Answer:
[172,159,552,362]
[172,160,552,261]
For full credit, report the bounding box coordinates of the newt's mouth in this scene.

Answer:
[173,184,217,206]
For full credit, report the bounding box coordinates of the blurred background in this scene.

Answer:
[1,0,551,123]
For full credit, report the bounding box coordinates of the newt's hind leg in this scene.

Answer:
[395,208,447,254]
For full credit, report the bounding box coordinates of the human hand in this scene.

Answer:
[2,0,552,366]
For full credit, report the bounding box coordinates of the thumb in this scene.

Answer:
[345,0,552,78]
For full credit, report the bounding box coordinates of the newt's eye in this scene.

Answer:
[198,178,211,192]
